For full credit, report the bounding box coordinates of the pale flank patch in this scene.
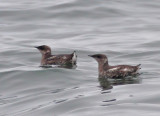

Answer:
[108,67,119,72]
[62,56,67,59]
[72,51,77,63]
[122,68,132,72]
[48,56,56,60]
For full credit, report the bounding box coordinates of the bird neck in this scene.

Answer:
[41,53,51,65]
[98,60,109,76]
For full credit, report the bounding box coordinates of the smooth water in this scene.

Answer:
[1,0,160,116]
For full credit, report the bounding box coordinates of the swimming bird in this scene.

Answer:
[89,54,141,78]
[35,45,77,67]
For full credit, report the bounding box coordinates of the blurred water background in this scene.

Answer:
[1,0,160,116]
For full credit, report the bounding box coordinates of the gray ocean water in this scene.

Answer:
[1,0,160,116]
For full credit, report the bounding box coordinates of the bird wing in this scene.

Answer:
[46,54,72,65]
[106,67,121,78]
[105,65,139,78]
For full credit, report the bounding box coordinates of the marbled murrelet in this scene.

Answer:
[35,45,77,66]
[89,54,141,78]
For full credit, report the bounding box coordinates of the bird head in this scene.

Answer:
[88,54,108,65]
[35,45,51,56]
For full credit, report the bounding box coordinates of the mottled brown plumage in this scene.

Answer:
[89,54,141,78]
[35,45,77,66]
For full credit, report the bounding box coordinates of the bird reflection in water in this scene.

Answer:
[98,75,142,90]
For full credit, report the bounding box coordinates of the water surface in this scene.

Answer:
[1,0,160,116]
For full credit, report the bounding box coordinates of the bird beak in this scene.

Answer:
[34,46,39,49]
[88,55,93,57]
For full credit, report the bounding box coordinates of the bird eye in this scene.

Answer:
[97,56,101,58]
[38,46,45,50]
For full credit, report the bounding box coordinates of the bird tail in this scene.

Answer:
[136,64,141,68]
[135,64,141,73]
[137,64,141,67]
[137,64,141,68]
